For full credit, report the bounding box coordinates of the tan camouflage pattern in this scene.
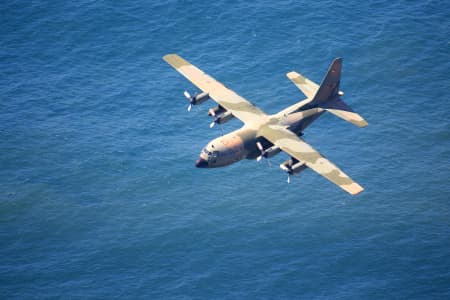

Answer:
[200,130,248,167]
[163,54,366,195]
[258,124,364,195]
[277,98,311,117]
[286,69,368,128]
[280,108,324,127]
[163,54,267,125]
[326,109,368,128]
[286,71,319,99]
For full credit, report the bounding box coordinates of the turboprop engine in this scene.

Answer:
[184,91,210,111]
[279,158,307,183]
[256,143,281,162]
[208,105,235,128]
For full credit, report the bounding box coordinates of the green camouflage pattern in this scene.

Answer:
[286,71,319,99]
[258,124,364,195]
[163,54,367,195]
[163,54,267,126]
[326,109,368,128]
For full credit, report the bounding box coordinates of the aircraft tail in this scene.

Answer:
[282,58,368,127]
[310,58,343,105]
[311,58,368,128]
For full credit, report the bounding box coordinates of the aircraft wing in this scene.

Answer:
[286,71,319,99]
[259,124,364,195]
[163,54,267,124]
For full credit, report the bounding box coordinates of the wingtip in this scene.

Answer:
[163,53,176,61]
[352,187,364,196]
[343,182,364,196]
[360,120,369,128]
[163,54,190,69]
[355,119,369,128]
[286,71,298,79]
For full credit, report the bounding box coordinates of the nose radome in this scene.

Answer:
[195,157,208,168]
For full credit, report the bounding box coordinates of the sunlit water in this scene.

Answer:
[1,1,449,299]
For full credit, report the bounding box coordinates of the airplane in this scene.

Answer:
[163,54,368,195]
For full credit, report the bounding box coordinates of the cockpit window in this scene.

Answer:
[203,148,212,156]
[212,151,219,158]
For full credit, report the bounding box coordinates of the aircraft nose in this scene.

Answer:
[195,157,208,168]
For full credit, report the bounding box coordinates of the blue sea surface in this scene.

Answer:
[1,1,449,299]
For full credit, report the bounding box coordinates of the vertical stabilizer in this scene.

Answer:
[310,58,342,105]
[279,58,367,128]
[309,58,368,127]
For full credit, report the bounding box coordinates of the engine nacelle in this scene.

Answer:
[192,92,210,105]
[208,105,226,117]
[280,159,307,175]
[263,145,281,158]
[214,111,234,124]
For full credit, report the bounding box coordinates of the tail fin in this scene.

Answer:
[310,58,342,105]
[311,58,368,128]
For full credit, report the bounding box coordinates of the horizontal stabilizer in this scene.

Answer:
[286,71,319,99]
[322,98,368,128]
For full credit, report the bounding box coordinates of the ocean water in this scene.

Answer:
[1,1,449,299]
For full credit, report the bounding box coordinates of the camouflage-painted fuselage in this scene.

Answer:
[164,53,367,195]
[196,108,324,168]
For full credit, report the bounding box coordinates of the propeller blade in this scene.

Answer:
[187,103,192,112]
[184,91,191,99]
[210,121,216,128]
[256,142,264,163]
[287,174,291,184]
[256,142,264,152]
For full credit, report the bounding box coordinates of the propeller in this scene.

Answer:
[286,159,294,184]
[256,142,264,162]
[208,108,216,117]
[256,142,271,167]
[184,91,196,112]
[208,109,224,134]
[209,108,217,128]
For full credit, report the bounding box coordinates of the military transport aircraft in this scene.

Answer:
[163,54,368,195]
